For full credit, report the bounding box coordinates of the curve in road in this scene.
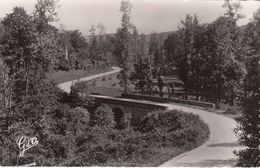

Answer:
[159,104,242,167]
[58,67,120,93]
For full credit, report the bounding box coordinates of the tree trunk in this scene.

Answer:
[159,87,163,97]
[166,83,171,98]
[124,75,128,94]
[25,71,29,97]
[196,73,200,101]
[185,89,188,100]
[230,86,235,106]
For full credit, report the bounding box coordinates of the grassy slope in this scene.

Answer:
[46,67,113,84]
[78,72,126,97]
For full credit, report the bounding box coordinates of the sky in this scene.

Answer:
[0,0,260,35]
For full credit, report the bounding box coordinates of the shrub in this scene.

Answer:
[59,83,96,111]
[59,109,209,167]
[91,105,115,128]
[67,107,90,136]
[137,110,209,149]
[220,103,241,115]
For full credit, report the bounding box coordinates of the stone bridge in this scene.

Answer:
[91,95,168,128]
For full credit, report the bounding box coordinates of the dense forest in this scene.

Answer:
[0,0,259,166]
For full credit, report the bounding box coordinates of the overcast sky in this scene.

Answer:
[0,0,260,35]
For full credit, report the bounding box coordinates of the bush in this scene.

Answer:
[137,110,210,149]
[57,110,209,167]
[58,83,96,111]
[91,105,115,128]
[220,103,241,115]
[67,107,90,136]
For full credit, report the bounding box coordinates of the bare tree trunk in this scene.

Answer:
[25,71,29,97]
[8,83,12,111]
[166,83,171,98]
[124,75,127,94]
[196,74,200,101]
[185,89,188,100]
[230,86,235,106]
[3,72,8,109]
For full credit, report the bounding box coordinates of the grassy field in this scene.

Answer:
[46,67,113,84]
[80,72,131,97]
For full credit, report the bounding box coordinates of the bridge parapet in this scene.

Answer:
[91,95,168,110]
[90,95,168,126]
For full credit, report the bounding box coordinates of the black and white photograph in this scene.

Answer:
[0,0,259,167]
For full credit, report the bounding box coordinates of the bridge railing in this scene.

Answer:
[91,95,168,110]
[121,93,215,109]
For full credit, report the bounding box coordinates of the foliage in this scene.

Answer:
[220,103,241,115]
[235,84,260,166]
[114,0,134,94]
[157,75,164,97]
[131,57,153,95]
[59,81,96,112]
[91,105,115,128]
[59,110,209,167]
[1,0,259,166]
[149,32,166,77]
[223,0,244,21]
[137,110,209,148]
[163,5,249,106]
[88,24,112,67]
[234,12,260,165]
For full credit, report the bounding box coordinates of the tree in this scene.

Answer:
[34,0,59,33]
[56,27,70,70]
[164,33,179,69]
[192,16,247,106]
[234,55,260,167]
[0,2,68,165]
[132,57,153,95]
[157,75,164,98]
[67,107,90,136]
[114,0,134,94]
[139,33,147,58]
[234,7,260,167]
[69,30,87,53]
[131,27,140,64]
[175,14,197,99]
[88,24,111,67]
[88,25,98,66]
[223,0,244,22]
[1,7,36,100]
[68,30,88,69]
[96,23,107,66]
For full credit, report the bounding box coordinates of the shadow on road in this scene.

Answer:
[180,158,237,167]
[207,142,240,147]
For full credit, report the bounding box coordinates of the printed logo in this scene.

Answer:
[16,136,39,157]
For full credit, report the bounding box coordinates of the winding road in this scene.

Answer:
[58,67,121,93]
[159,104,243,167]
[58,67,242,167]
